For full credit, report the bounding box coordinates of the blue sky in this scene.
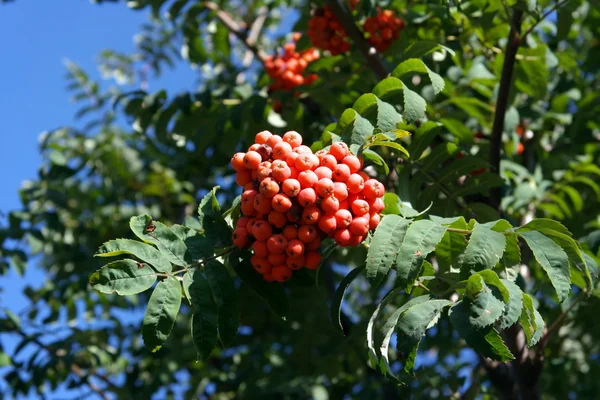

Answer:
[0,1,195,397]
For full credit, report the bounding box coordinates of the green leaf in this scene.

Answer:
[460,223,506,276]
[395,299,451,373]
[395,220,448,289]
[231,253,288,320]
[204,261,240,346]
[520,293,537,346]
[379,295,431,378]
[392,59,445,94]
[403,40,456,59]
[366,286,403,368]
[89,259,157,296]
[476,270,510,302]
[376,98,403,131]
[347,114,376,146]
[449,301,514,362]
[372,77,404,99]
[186,270,218,361]
[499,279,523,330]
[531,308,545,346]
[366,215,410,288]
[518,218,571,236]
[361,148,390,175]
[402,85,427,123]
[465,275,505,328]
[435,217,468,274]
[95,239,172,273]
[408,121,442,160]
[331,266,365,334]
[519,230,571,302]
[198,187,232,248]
[363,140,409,157]
[129,215,190,266]
[142,276,182,353]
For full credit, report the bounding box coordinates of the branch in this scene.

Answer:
[536,291,585,355]
[242,6,268,67]
[488,9,524,211]
[520,0,571,43]
[203,1,268,63]
[326,0,389,80]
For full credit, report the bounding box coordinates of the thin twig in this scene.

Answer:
[203,1,268,62]
[488,9,524,211]
[520,0,571,43]
[326,0,389,80]
[167,246,237,276]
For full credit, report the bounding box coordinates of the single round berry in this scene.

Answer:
[330,142,349,161]
[237,216,250,228]
[368,197,385,214]
[236,170,253,186]
[283,131,303,148]
[251,256,272,274]
[369,213,381,230]
[321,154,337,169]
[315,178,335,198]
[287,255,305,270]
[333,181,348,200]
[259,178,280,198]
[295,154,313,171]
[252,220,273,241]
[273,141,293,160]
[334,209,353,228]
[268,253,287,266]
[334,228,352,247]
[271,265,292,282]
[283,225,299,241]
[232,227,250,248]
[298,170,319,188]
[254,193,273,214]
[252,240,269,258]
[318,213,337,235]
[268,211,287,228]
[231,152,246,172]
[286,239,305,258]
[298,188,318,207]
[255,130,273,144]
[286,204,302,222]
[349,216,369,236]
[346,173,365,194]
[298,225,318,243]
[321,195,340,214]
[351,199,370,216]
[305,252,321,270]
[266,134,283,148]
[271,193,293,213]
[267,234,288,254]
[302,206,321,225]
[282,179,301,197]
[342,155,361,173]
[333,163,351,182]
[306,235,321,251]
[243,151,262,169]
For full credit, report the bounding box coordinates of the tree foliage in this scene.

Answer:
[1,0,600,399]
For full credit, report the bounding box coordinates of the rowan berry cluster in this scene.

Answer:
[363,9,405,52]
[230,131,385,283]
[307,6,351,55]
[265,34,319,92]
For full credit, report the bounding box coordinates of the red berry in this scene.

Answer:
[304,252,321,270]
[321,195,340,214]
[298,188,318,207]
[302,206,321,225]
[334,209,353,228]
[330,142,349,161]
[267,234,288,254]
[351,199,370,216]
[282,179,301,197]
[252,220,273,241]
[318,213,337,235]
[349,216,369,236]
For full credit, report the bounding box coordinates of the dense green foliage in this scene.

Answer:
[1,1,600,399]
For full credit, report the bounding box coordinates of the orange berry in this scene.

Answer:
[268,211,287,228]
[517,142,524,155]
[302,206,321,225]
[273,141,293,160]
[255,130,273,144]
[266,134,283,148]
[349,234,364,246]
[349,216,369,236]
[283,225,299,241]
[363,179,385,198]
[334,228,352,246]
[333,181,348,200]
[248,143,261,152]
[236,170,253,186]
[268,253,287,266]
[314,166,333,180]
[283,131,303,148]
[231,152,246,172]
[342,155,361,173]
[259,178,280,198]
[333,163,351,182]
[286,239,305,258]
[252,220,273,241]
[287,255,305,270]
[298,188,317,207]
[346,174,365,194]
[357,171,369,181]
[253,193,272,214]
[369,213,381,230]
[306,235,321,251]
[368,197,385,214]
[318,213,337,235]
[271,193,293,213]
[315,178,335,198]
[298,170,319,188]
[295,154,314,171]
[237,216,250,228]
[305,251,321,270]
[243,151,262,169]
[252,240,269,258]
[298,225,318,243]
[267,234,288,254]
[282,178,301,197]
[251,256,273,274]
[271,161,291,182]
[321,195,340,214]
[334,209,352,228]
[271,265,292,282]
[351,199,370,216]
[286,151,300,166]
[232,227,250,248]
[330,142,349,161]
[321,154,337,169]
[294,145,313,154]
